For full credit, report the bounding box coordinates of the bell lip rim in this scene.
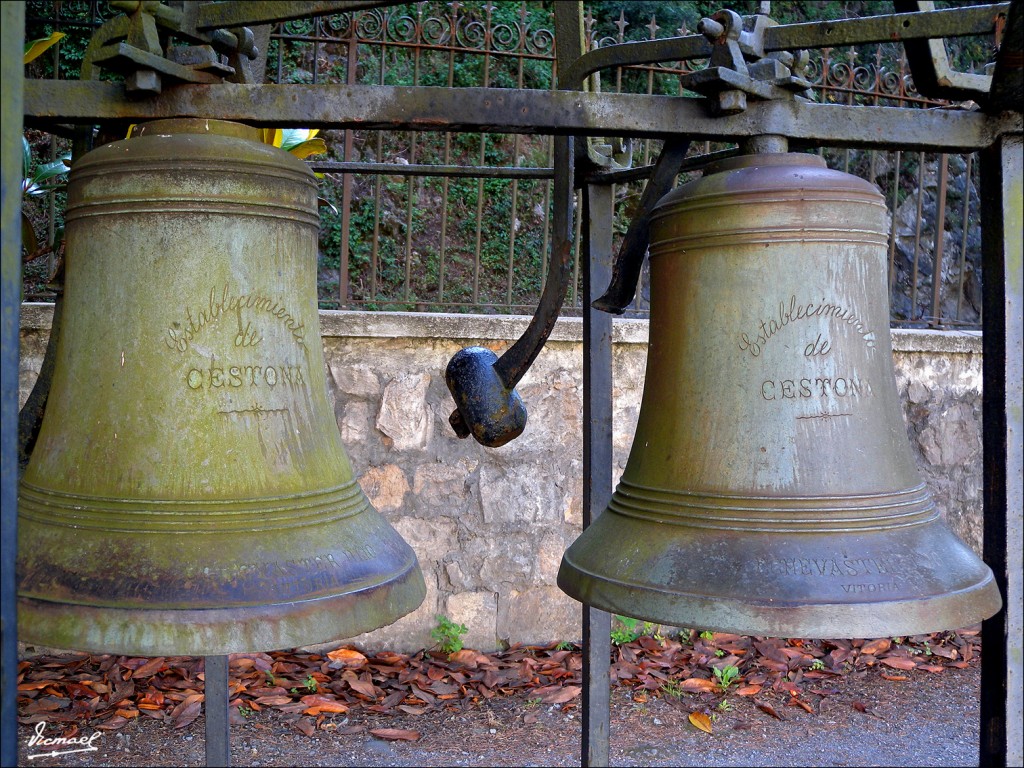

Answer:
[556,564,1002,639]
[16,560,427,657]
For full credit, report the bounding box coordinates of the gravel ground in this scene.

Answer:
[18,661,981,767]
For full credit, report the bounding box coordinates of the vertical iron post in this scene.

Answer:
[1,4,25,766]
[204,655,231,767]
[582,182,614,768]
[980,131,1023,768]
[553,2,612,764]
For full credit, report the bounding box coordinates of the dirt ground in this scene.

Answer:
[18,661,981,768]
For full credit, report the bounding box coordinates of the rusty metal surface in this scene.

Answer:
[557,153,1002,638]
[22,80,1020,151]
[560,4,1008,92]
[16,119,425,656]
[894,0,1001,104]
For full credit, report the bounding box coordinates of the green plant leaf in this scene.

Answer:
[24,31,66,64]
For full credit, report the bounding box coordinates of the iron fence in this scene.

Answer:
[22,1,996,328]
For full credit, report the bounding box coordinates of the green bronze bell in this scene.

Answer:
[558,152,1001,638]
[17,119,425,656]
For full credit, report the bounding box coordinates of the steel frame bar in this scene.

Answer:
[1,4,25,768]
[204,656,230,767]
[581,181,614,768]
[22,81,1021,152]
[980,132,1024,768]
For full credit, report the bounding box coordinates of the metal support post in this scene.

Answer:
[979,131,1023,768]
[581,182,615,767]
[1,4,26,766]
[204,655,231,767]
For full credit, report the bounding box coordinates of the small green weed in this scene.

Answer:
[699,630,715,641]
[304,674,318,693]
[525,697,542,708]
[431,614,469,654]
[238,706,254,719]
[611,615,655,646]
[717,698,733,712]
[554,640,575,651]
[660,679,684,700]
[810,658,825,671]
[713,665,740,691]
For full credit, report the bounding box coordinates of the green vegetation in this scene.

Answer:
[611,615,657,646]
[713,664,740,691]
[431,614,469,655]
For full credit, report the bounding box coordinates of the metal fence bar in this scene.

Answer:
[581,180,613,768]
[204,655,230,767]
[979,131,1023,768]
[2,5,26,766]
[930,154,950,327]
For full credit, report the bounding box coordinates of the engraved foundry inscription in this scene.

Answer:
[740,294,878,420]
[165,284,308,353]
[737,295,876,357]
[167,284,311,416]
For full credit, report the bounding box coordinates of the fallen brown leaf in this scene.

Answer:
[326,648,367,668]
[370,728,421,741]
[171,700,201,729]
[860,639,891,655]
[881,657,917,671]
[680,677,717,693]
[756,702,785,721]
[688,711,713,734]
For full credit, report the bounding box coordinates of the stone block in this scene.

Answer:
[330,363,380,399]
[358,464,410,513]
[339,401,372,447]
[445,590,498,652]
[376,373,431,450]
[497,587,580,646]
[412,459,479,509]
[536,533,567,586]
[479,463,565,526]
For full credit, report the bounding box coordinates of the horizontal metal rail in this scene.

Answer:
[23,80,1021,151]
[308,161,554,178]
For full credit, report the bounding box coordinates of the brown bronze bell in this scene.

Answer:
[17,119,425,656]
[558,152,1001,638]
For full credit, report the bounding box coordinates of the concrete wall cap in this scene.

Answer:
[20,304,980,353]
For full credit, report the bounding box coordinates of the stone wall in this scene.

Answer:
[17,305,984,652]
